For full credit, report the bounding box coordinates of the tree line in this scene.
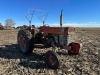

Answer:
[0,19,16,29]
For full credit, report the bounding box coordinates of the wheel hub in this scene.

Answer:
[48,55,57,66]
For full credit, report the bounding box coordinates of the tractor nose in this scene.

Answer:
[68,42,83,55]
[63,42,83,55]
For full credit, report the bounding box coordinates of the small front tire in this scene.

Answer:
[44,51,60,69]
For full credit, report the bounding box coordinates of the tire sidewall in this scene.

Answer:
[44,51,60,69]
[17,30,34,55]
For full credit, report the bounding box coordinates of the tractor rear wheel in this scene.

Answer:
[44,51,60,69]
[17,30,34,55]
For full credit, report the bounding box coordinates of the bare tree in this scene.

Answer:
[5,19,15,27]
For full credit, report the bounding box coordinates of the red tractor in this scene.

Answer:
[17,25,82,69]
[17,10,82,69]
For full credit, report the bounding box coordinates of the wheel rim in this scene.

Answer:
[48,55,57,66]
[18,34,26,51]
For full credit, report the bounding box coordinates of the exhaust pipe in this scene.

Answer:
[60,9,63,27]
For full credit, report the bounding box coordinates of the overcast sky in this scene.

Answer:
[0,0,100,27]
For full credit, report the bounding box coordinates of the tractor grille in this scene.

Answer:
[63,35,74,45]
[63,35,67,45]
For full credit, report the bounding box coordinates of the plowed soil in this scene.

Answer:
[0,28,99,75]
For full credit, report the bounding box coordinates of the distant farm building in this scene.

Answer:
[0,23,4,30]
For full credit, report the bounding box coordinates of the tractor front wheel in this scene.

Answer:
[44,51,60,69]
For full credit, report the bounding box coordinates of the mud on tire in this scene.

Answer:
[17,29,34,55]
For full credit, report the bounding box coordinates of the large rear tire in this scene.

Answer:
[17,30,34,55]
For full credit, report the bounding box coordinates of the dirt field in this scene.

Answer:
[0,28,99,75]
